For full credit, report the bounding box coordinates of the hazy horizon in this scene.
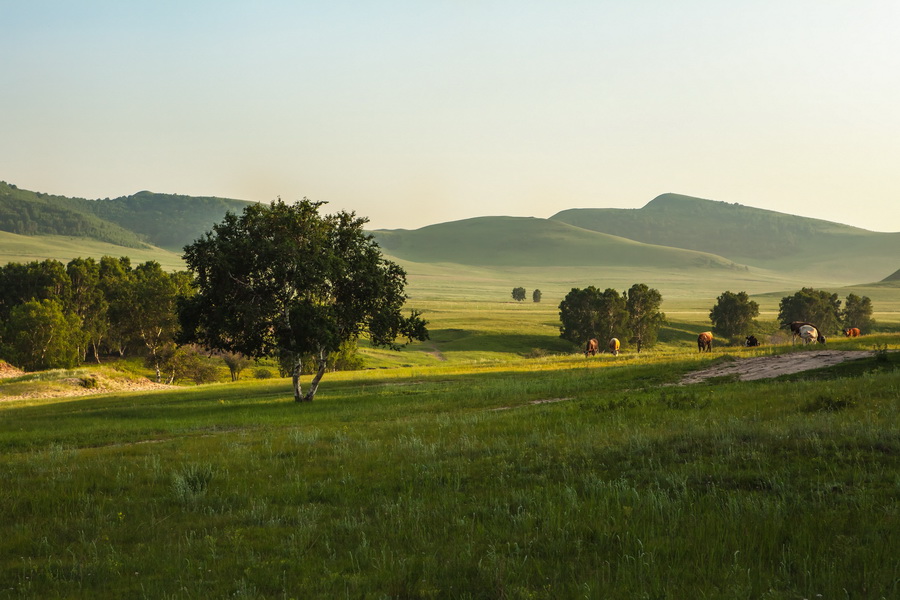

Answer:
[3,1,899,232]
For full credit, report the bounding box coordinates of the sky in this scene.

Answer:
[3,1,899,231]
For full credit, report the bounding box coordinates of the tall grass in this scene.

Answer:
[1,347,897,598]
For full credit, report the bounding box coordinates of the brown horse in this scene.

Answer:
[844,327,861,337]
[697,332,713,352]
[584,338,599,356]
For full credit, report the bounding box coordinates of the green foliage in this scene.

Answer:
[3,299,83,371]
[221,351,251,381]
[558,286,628,346]
[842,293,875,331]
[532,288,541,303]
[625,283,666,352]
[778,287,843,334]
[709,290,760,339]
[181,198,428,401]
[511,286,526,301]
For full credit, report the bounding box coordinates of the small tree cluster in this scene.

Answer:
[778,288,842,334]
[0,257,191,375]
[558,284,665,352]
[777,288,875,335]
[511,287,527,302]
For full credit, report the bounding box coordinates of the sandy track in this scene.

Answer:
[679,350,875,384]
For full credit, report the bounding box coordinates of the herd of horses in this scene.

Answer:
[585,322,864,356]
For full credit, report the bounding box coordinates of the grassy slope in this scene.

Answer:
[373,215,743,268]
[0,231,185,271]
[551,193,900,283]
[1,339,897,598]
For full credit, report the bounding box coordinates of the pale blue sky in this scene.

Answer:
[3,1,899,231]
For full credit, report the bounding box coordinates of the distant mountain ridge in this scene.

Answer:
[547,193,900,281]
[2,182,897,284]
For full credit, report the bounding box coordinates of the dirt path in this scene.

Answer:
[679,350,874,384]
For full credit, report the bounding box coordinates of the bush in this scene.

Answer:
[254,368,274,379]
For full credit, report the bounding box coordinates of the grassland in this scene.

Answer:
[2,290,898,598]
[0,231,184,271]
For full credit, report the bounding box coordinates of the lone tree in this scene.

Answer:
[180,198,428,402]
[778,287,842,334]
[842,293,875,332]
[624,283,665,352]
[709,290,759,339]
[512,287,527,302]
[532,289,542,303]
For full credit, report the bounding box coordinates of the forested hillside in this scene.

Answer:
[87,191,253,249]
[0,182,147,248]
[0,182,253,250]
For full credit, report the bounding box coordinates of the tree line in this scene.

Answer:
[707,287,875,341]
[0,257,195,380]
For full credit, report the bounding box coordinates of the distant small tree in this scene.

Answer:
[778,288,842,334]
[842,293,874,332]
[709,291,759,339]
[625,284,666,353]
[512,287,527,302]
[222,351,251,381]
[532,289,542,303]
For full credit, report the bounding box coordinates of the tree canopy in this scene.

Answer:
[180,198,428,402]
[778,288,842,334]
[842,293,874,332]
[624,283,666,352]
[709,290,759,339]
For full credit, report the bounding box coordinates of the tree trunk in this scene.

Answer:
[292,360,304,402]
[303,349,329,402]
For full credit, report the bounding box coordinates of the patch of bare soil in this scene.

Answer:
[0,361,25,379]
[0,371,169,402]
[679,350,875,385]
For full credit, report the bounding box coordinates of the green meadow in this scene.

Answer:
[2,282,899,598]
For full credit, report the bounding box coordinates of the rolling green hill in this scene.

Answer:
[0,181,253,251]
[0,181,148,248]
[550,193,900,282]
[373,215,745,269]
[86,191,253,250]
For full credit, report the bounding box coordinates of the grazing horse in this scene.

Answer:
[697,331,713,352]
[584,338,599,357]
[844,327,861,337]
[789,321,816,344]
[745,335,760,347]
[798,325,824,345]
[608,337,620,356]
